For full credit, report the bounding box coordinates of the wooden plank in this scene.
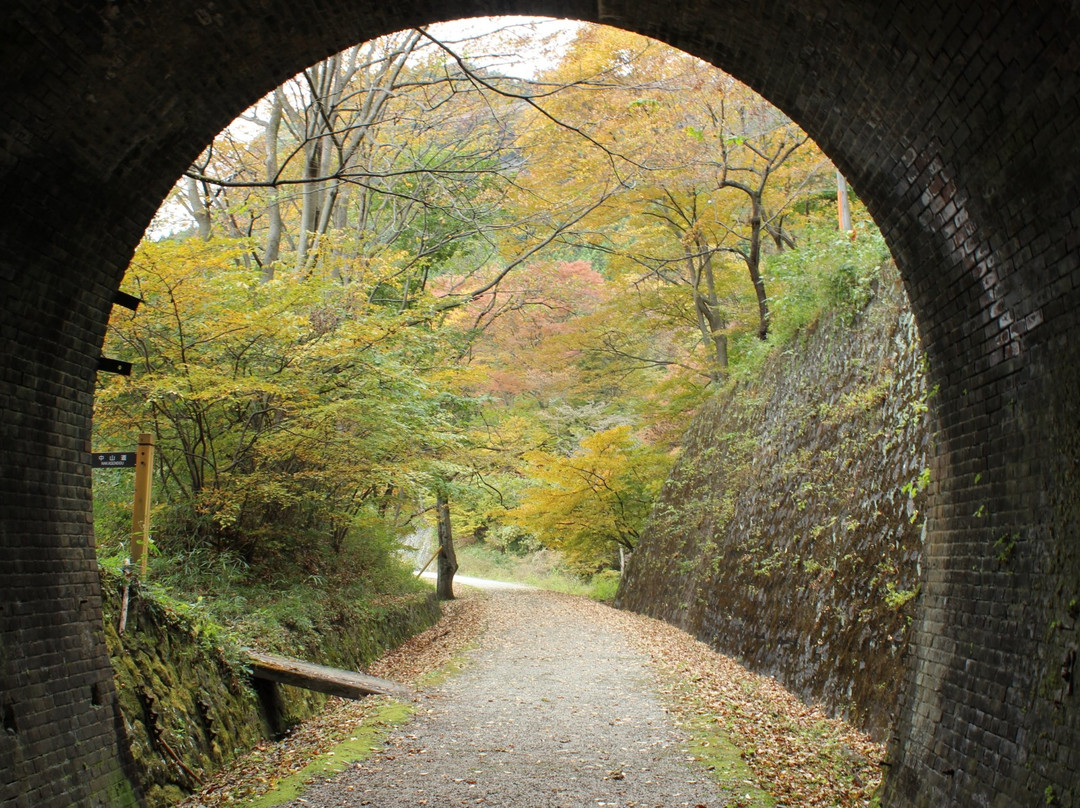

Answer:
[246,651,414,701]
[415,547,441,576]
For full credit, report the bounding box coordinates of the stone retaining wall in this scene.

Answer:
[100,575,439,807]
[619,275,931,739]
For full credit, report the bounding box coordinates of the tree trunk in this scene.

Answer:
[296,138,320,270]
[295,57,338,272]
[435,491,457,600]
[747,195,770,340]
[184,176,212,241]
[687,242,728,379]
[261,90,284,280]
[837,170,852,233]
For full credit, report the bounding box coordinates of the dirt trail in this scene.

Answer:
[282,589,728,807]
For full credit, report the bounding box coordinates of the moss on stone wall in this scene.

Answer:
[100,573,439,806]
[618,269,931,739]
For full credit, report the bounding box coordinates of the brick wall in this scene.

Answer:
[1,2,1078,805]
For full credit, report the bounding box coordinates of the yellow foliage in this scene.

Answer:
[506,426,673,571]
[95,237,465,566]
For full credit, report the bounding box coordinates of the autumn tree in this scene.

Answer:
[170,26,616,321]
[124,20,848,583]
[95,238,461,572]
[422,255,688,575]
[505,426,673,572]
[517,27,829,378]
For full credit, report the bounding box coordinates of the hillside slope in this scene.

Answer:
[617,272,932,739]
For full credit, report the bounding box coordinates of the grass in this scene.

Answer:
[456,544,621,601]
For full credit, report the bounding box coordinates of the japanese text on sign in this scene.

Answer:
[91,452,137,468]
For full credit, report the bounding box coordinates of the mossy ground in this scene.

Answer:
[685,718,776,807]
[662,675,776,807]
[414,640,477,689]
[101,566,440,807]
[243,698,414,807]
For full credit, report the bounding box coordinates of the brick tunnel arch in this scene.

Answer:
[2,3,1079,805]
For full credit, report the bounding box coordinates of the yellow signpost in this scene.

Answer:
[129,432,155,577]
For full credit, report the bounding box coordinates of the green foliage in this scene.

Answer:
[91,468,137,557]
[588,569,622,601]
[95,238,458,578]
[994,533,1019,566]
[477,523,542,555]
[767,221,891,330]
[901,467,931,498]
[153,529,425,656]
[883,583,919,610]
[823,237,891,323]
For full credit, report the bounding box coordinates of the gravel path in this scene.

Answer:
[285,589,728,807]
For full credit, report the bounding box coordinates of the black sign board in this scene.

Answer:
[97,356,133,376]
[113,290,142,311]
[91,452,138,469]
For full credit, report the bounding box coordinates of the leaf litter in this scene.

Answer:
[570,595,884,807]
[181,586,882,807]
[179,593,489,807]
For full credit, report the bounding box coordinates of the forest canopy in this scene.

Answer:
[93,19,888,604]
